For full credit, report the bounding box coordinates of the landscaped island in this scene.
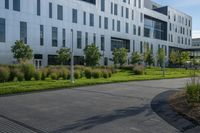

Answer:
[0,65,198,95]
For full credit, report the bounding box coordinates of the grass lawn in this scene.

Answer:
[0,67,199,95]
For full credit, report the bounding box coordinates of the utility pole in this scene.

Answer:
[70,29,74,83]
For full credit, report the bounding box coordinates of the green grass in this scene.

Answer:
[0,68,199,95]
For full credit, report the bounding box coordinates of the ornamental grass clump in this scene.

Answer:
[0,66,10,82]
[186,77,200,103]
[133,65,145,75]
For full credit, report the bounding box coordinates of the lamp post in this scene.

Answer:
[70,29,74,83]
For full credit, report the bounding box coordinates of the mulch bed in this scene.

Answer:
[170,91,200,125]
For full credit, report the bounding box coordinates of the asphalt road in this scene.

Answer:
[0,78,199,133]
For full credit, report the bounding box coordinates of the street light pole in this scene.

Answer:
[70,29,74,83]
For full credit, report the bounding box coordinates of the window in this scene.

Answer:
[52,27,58,47]
[104,17,108,29]
[72,9,78,23]
[37,0,40,16]
[93,33,96,44]
[140,41,143,54]
[85,32,88,46]
[101,35,105,51]
[77,31,82,49]
[13,0,20,11]
[57,5,63,20]
[114,4,118,15]
[133,40,135,52]
[112,19,115,31]
[133,24,136,35]
[125,8,129,18]
[125,23,129,33]
[62,28,66,47]
[0,18,5,42]
[83,12,86,25]
[121,6,124,17]
[49,3,52,18]
[89,13,94,27]
[138,26,141,36]
[138,0,141,8]
[40,25,44,46]
[20,21,27,44]
[5,0,9,9]
[111,2,113,14]
[132,10,134,20]
[140,13,143,23]
[101,0,105,12]
[117,20,120,32]
[99,16,102,28]
[134,0,137,7]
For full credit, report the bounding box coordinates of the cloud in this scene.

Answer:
[192,30,200,38]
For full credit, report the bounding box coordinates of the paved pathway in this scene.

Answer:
[0,78,199,133]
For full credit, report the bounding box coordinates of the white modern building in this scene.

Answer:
[0,0,192,67]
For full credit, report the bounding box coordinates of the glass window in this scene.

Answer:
[93,33,96,44]
[101,0,105,12]
[52,27,58,47]
[126,8,129,18]
[99,16,102,28]
[20,21,27,44]
[57,5,63,20]
[49,3,52,18]
[125,23,129,33]
[85,32,88,46]
[77,31,82,49]
[62,28,66,47]
[89,13,94,27]
[111,2,113,14]
[133,40,135,52]
[140,41,143,54]
[114,4,118,15]
[112,19,115,31]
[37,0,40,16]
[121,6,124,17]
[13,0,20,11]
[133,24,136,35]
[40,25,44,46]
[5,0,9,9]
[83,12,86,25]
[72,9,78,23]
[101,35,105,51]
[117,20,120,32]
[111,37,130,52]
[0,18,6,42]
[104,17,108,29]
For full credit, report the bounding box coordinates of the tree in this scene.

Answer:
[131,52,142,65]
[56,48,71,65]
[179,51,190,66]
[113,48,128,67]
[147,51,155,66]
[11,40,33,63]
[157,48,165,67]
[84,44,101,66]
[169,49,178,66]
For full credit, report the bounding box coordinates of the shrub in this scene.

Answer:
[74,70,81,79]
[50,73,58,80]
[92,69,102,79]
[34,71,42,81]
[0,66,10,82]
[108,70,112,77]
[85,68,92,79]
[16,71,24,81]
[61,68,69,80]
[133,65,144,75]
[9,65,21,81]
[102,70,109,79]
[21,64,35,81]
[41,68,48,80]
[121,65,133,71]
[186,78,200,103]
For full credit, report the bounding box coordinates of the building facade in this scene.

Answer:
[0,0,192,67]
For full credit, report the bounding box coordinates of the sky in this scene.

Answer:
[153,0,200,38]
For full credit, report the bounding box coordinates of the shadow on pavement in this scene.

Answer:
[151,90,198,132]
[50,104,153,133]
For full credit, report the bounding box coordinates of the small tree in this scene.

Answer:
[157,48,165,67]
[11,40,33,63]
[56,48,71,65]
[84,44,101,66]
[131,52,142,65]
[147,51,155,66]
[113,48,128,67]
[180,51,190,66]
[169,49,178,66]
